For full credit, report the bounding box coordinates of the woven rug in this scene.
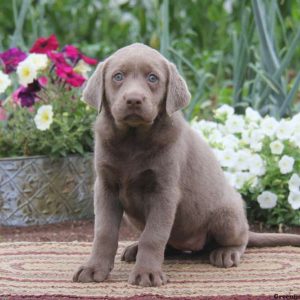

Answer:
[1,242,300,300]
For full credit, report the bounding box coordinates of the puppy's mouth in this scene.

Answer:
[124,114,144,122]
[122,113,151,127]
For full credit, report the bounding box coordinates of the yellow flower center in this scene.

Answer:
[41,112,50,122]
[22,67,30,77]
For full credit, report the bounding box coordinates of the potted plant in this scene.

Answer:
[0,34,97,226]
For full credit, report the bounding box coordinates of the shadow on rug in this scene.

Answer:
[0,241,299,299]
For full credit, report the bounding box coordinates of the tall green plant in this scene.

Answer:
[233,0,300,118]
[10,0,31,48]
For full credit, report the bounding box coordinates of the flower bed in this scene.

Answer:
[0,34,96,157]
[192,105,300,226]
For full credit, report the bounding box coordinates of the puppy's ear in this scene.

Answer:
[83,60,107,113]
[166,63,191,115]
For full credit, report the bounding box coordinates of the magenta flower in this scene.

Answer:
[0,48,27,74]
[63,45,97,65]
[38,76,48,87]
[56,65,85,87]
[48,51,69,67]
[30,34,59,54]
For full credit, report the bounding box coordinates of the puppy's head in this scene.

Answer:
[83,43,191,127]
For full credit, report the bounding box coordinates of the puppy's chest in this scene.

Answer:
[100,161,158,216]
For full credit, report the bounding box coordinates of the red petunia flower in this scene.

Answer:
[47,51,69,67]
[30,34,59,54]
[0,48,27,74]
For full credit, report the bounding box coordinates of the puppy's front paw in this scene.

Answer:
[72,263,111,283]
[128,267,168,287]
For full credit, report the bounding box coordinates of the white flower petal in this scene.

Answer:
[34,105,54,131]
[0,71,11,93]
[278,155,294,174]
[257,191,277,209]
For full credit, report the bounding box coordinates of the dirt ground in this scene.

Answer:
[0,219,139,242]
[1,218,299,242]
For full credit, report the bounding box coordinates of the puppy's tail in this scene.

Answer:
[247,231,300,247]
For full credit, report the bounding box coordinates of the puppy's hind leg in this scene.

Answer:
[209,208,249,268]
[121,242,138,262]
[121,242,182,262]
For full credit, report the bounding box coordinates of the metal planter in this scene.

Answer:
[0,155,94,226]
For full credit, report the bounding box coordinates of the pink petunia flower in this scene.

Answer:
[0,106,8,121]
[12,87,23,105]
[47,51,69,68]
[63,45,97,65]
[30,34,59,54]
[38,76,48,87]
[0,48,27,74]
[56,65,85,87]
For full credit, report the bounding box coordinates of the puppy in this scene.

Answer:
[73,43,300,287]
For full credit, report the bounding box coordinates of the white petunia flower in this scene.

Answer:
[249,176,260,190]
[215,104,234,119]
[234,171,252,190]
[26,53,49,70]
[221,134,239,150]
[260,116,278,137]
[250,141,262,152]
[276,119,293,140]
[17,60,38,86]
[0,70,11,93]
[241,130,251,144]
[196,120,218,134]
[270,140,284,155]
[219,149,237,168]
[249,154,266,176]
[249,129,265,152]
[245,107,262,122]
[290,132,300,148]
[225,115,245,134]
[288,173,300,194]
[257,191,277,209]
[234,150,251,171]
[291,113,300,134]
[74,60,92,79]
[288,192,300,210]
[208,129,223,144]
[278,155,294,174]
[34,105,54,131]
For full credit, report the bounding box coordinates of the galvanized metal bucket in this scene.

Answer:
[0,155,94,226]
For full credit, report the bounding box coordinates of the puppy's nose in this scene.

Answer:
[125,93,145,107]
[127,99,142,106]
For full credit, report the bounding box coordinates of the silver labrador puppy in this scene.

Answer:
[73,43,300,287]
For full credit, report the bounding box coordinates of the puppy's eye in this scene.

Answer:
[113,72,124,82]
[147,73,159,83]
